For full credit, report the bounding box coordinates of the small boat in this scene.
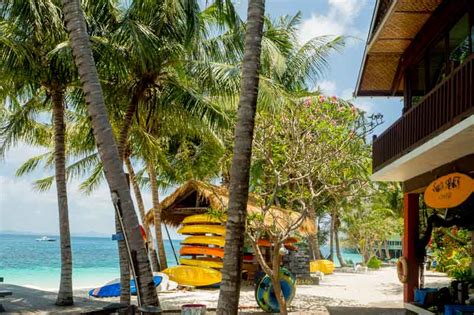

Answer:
[89,274,164,298]
[182,235,225,247]
[36,236,56,242]
[177,225,226,236]
[180,257,224,269]
[310,260,335,274]
[162,265,222,287]
[180,246,224,258]
[182,214,227,225]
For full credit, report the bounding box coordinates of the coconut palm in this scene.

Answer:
[216,0,266,313]
[0,1,79,305]
[60,0,160,305]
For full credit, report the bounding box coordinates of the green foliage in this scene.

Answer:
[431,227,472,281]
[367,256,382,269]
[343,183,403,264]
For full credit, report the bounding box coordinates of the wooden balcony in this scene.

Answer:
[372,55,474,172]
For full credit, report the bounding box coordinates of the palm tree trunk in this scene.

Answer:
[52,90,74,306]
[217,0,265,313]
[115,215,130,304]
[125,157,160,272]
[328,212,335,262]
[334,216,346,267]
[60,0,159,306]
[147,162,167,271]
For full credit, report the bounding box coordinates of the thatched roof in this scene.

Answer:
[145,180,315,236]
[356,0,443,96]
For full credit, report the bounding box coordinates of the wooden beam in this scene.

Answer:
[403,154,474,193]
[403,193,419,303]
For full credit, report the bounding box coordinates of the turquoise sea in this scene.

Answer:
[0,233,362,290]
[0,233,181,290]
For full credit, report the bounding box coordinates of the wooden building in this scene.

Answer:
[356,0,474,304]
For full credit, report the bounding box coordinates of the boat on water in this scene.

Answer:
[36,236,56,242]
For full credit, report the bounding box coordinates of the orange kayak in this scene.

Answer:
[257,237,299,247]
[180,246,225,258]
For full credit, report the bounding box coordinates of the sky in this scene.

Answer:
[0,0,402,238]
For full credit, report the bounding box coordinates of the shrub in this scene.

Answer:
[367,257,382,269]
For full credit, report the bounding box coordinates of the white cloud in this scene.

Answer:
[318,80,337,96]
[299,0,367,44]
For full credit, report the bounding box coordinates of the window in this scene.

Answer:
[448,14,470,69]
[428,37,447,88]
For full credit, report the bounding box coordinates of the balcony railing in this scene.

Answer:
[372,55,474,172]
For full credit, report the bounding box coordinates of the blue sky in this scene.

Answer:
[0,0,402,238]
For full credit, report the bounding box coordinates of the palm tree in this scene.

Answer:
[0,1,77,305]
[60,0,159,306]
[217,0,266,313]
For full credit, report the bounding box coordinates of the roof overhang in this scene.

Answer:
[371,115,474,182]
[355,0,443,97]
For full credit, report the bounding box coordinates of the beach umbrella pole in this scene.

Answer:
[164,224,179,265]
[112,192,142,307]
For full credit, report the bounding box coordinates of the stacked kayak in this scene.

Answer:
[162,214,226,287]
[310,259,335,275]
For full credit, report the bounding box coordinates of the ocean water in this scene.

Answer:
[0,234,363,290]
[0,234,181,290]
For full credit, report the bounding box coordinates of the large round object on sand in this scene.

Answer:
[178,225,226,236]
[255,269,296,313]
[162,265,222,287]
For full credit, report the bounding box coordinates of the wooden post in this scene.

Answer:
[403,193,419,303]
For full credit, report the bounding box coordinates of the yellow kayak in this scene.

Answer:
[178,225,226,236]
[182,235,225,247]
[162,265,222,287]
[182,214,227,225]
[180,258,224,269]
[310,260,335,274]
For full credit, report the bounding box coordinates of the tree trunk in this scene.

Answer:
[125,157,160,272]
[60,0,159,306]
[383,240,391,260]
[52,90,74,306]
[271,245,287,315]
[307,209,319,260]
[328,212,335,262]
[334,215,346,267]
[217,1,265,313]
[147,162,167,271]
[314,216,323,259]
[115,214,130,304]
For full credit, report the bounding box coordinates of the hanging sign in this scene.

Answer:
[424,172,474,209]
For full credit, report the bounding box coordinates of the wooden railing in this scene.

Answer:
[372,55,474,172]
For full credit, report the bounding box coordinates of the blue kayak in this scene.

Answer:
[89,275,163,297]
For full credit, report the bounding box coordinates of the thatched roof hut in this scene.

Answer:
[145,180,315,236]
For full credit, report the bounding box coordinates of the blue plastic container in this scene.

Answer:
[414,288,438,305]
[444,304,474,315]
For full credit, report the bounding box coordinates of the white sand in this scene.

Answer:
[1,266,451,314]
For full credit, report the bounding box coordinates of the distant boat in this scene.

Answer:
[36,236,56,242]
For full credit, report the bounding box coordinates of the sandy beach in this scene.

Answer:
[0,266,451,314]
